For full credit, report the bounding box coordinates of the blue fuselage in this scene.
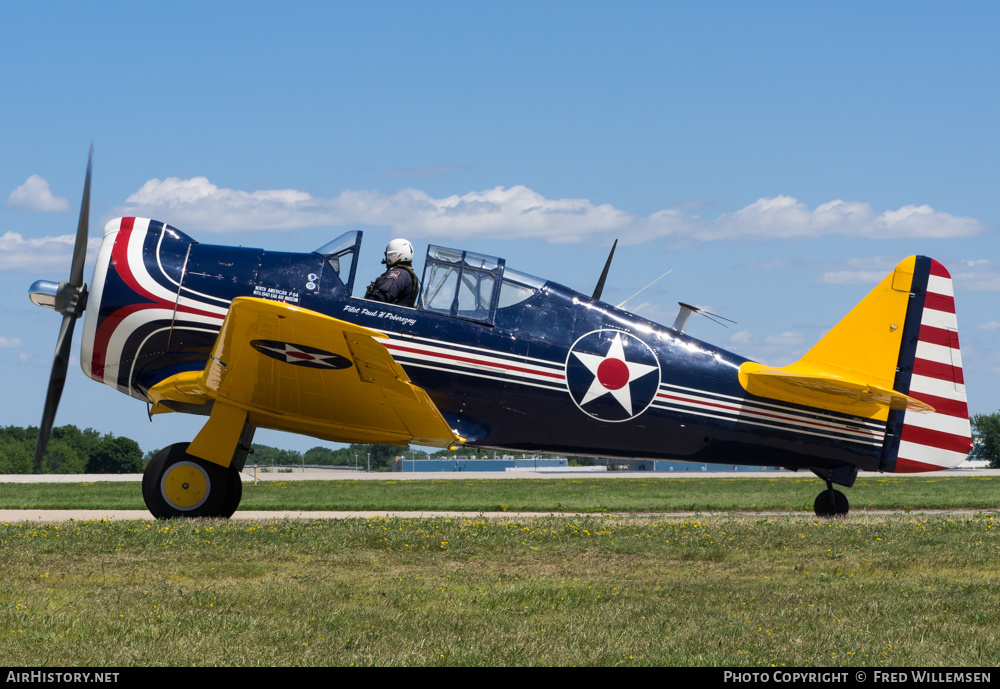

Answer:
[83,219,888,473]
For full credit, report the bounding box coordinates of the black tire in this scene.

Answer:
[142,443,234,519]
[221,467,243,518]
[813,489,849,517]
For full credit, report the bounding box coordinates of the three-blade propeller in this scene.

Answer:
[34,146,92,472]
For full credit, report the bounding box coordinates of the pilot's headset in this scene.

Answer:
[383,238,414,267]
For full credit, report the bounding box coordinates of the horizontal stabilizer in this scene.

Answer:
[740,364,934,418]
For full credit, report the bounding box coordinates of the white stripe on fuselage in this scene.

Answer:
[381,334,883,447]
[126,219,229,317]
[154,225,231,308]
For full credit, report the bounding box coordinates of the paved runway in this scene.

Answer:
[1,468,995,522]
[1,468,996,483]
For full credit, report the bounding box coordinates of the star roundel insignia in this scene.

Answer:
[565,330,660,422]
[250,340,353,370]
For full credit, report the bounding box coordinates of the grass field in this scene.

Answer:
[1,513,998,666]
[2,475,1000,512]
[2,476,998,667]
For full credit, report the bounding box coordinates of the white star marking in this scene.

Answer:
[255,342,346,368]
[571,333,658,415]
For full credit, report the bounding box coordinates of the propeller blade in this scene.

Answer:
[68,145,92,288]
[34,146,92,472]
[34,314,76,471]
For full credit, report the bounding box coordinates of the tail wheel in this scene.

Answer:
[142,443,238,519]
[813,489,849,517]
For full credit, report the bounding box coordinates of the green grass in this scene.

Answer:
[1,475,999,512]
[1,514,998,666]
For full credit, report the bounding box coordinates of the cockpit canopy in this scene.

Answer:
[314,230,362,291]
[314,230,546,324]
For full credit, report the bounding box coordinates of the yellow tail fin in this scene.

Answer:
[738,257,927,421]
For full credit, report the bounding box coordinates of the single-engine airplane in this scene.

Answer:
[30,151,972,518]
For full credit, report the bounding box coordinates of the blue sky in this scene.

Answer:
[1,1,997,454]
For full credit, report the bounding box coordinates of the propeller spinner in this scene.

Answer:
[29,146,92,472]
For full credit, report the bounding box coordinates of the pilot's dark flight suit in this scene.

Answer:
[365,263,418,306]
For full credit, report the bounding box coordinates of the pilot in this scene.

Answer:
[364,238,419,306]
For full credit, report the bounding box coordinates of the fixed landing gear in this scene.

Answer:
[142,443,243,519]
[813,484,849,517]
[810,466,856,518]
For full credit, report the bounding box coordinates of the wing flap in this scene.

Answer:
[148,297,460,447]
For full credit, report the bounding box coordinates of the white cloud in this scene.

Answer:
[0,232,100,273]
[977,321,1000,331]
[628,301,678,324]
[112,177,989,244]
[6,175,72,213]
[815,256,1000,290]
[706,197,984,241]
[953,260,1000,292]
[765,331,806,347]
[719,329,811,366]
[117,178,629,242]
[744,257,797,270]
[819,257,899,285]
[0,337,21,348]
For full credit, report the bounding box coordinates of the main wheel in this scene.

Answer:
[142,443,238,519]
[221,467,243,518]
[813,489,849,517]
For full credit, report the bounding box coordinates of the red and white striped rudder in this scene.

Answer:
[890,258,971,472]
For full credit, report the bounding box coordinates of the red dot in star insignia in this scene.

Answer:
[597,358,629,390]
[287,351,315,361]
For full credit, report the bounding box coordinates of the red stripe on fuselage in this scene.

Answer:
[655,392,879,439]
[93,218,223,381]
[383,342,566,380]
[91,303,167,380]
[110,219,222,320]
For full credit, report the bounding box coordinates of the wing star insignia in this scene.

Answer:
[250,340,353,370]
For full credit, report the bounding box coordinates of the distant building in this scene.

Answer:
[394,456,787,473]
[395,456,569,472]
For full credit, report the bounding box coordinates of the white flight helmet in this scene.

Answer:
[383,238,414,267]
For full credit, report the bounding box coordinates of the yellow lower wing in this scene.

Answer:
[148,298,460,461]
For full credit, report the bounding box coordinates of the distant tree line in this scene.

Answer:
[245,443,588,471]
[6,414,994,474]
[34,414,999,474]
[0,425,591,475]
[0,425,143,474]
[248,443,419,472]
[972,412,1000,468]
